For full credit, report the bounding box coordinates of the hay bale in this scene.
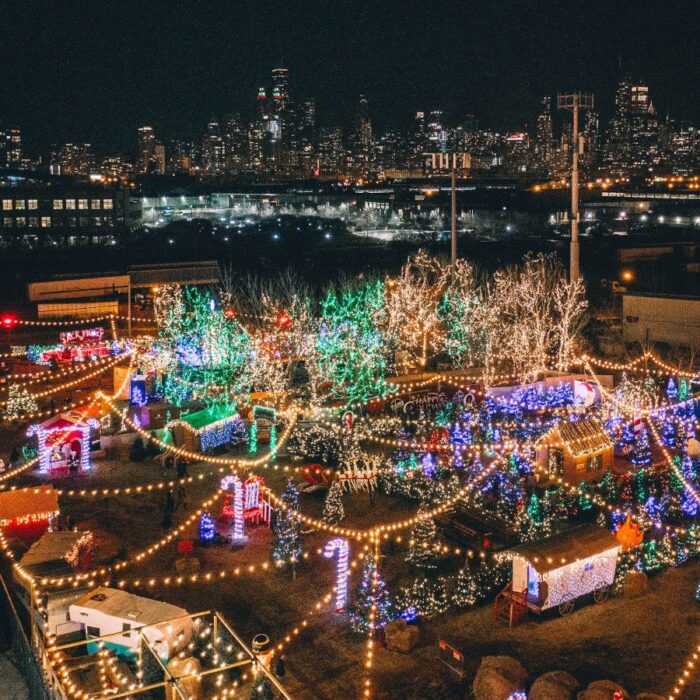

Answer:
[473,655,528,700]
[577,680,630,700]
[385,619,419,653]
[175,557,200,574]
[529,670,579,700]
[622,570,648,597]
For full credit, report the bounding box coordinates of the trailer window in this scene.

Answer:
[86,626,100,638]
[122,623,131,638]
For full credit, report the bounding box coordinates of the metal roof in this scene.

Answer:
[511,524,620,574]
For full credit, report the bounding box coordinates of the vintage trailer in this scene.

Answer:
[510,524,620,616]
[69,587,193,660]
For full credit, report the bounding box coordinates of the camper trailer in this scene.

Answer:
[69,587,193,660]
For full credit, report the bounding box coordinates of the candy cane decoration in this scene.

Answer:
[323,537,350,612]
[221,475,245,542]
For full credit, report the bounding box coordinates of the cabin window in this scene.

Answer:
[122,623,131,638]
[586,453,603,472]
[86,626,100,638]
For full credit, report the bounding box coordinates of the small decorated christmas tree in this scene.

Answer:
[666,377,678,401]
[199,513,215,542]
[272,480,302,571]
[321,481,345,525]
[679,378,689,402]
[630,428,652,468]
[349,553,393,634]
[454,567,478,608]
[577,481,594,512]
[4,384,39,421]
[634,469,647,505]
[406,509,440,570]
[249,672,274,700]
[662,416,677,448]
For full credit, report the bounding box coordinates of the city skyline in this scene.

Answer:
[2,1,698,153]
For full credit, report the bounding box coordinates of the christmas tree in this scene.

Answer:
[577,481,594,512]
[679,379,689,402]
[4,385,39,421]
[666,377,678,401]
[453,567,478,607]
[199,513,215,542]
[634,469,647,505]
[406,509,440,570]
[321,481,345,525]
[630,428,652,468]
[396,575,449,620]
[349,553,393,633]
[619,474,634,504]
[662,417,677,448]
[526,492,542,525]
[249,672,274,700]
[619,421,635,450]
[272,480,302,570]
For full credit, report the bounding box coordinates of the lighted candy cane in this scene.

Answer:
[221,475,245,542]
[323,537,350,612]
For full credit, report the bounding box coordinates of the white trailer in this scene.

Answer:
[69,587,193,660]
[509,524,620,617]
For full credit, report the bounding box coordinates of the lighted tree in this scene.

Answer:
[321,481,345,525]
[316,280,393,406]
[453,567,478,608]
[272,480,303,572]
[630,427,652,468]
[678,379,689,402]
[662,416,677,448]
[406,509,441,570]
[349,553,393,634]
[4,385,39,420]
[249,673,274,700]
[666,377,678,401]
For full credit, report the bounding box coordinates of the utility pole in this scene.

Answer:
[557,92,594,283]
[450,161,457,278]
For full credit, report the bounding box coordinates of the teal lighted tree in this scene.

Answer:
[316,280,394,406]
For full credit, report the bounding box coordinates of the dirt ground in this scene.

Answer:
[10,450,700,700]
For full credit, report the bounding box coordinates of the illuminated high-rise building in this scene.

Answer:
[533,97,553,176]
[0,127,22,168]
[137,126,165,174]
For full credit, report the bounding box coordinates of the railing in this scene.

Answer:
[0,574,59,700]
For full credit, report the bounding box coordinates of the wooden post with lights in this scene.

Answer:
[450,165,457,279]
[557,92,594,283]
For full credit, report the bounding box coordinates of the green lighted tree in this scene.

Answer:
[316,280,394,406]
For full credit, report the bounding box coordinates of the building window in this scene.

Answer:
[2,199,12,210]
[91,199,101,209]
[53,199,64,210]
[86,626,100,638]
[14,199,25,210]
[586,453,603,472]
[3,217,13,227]
[625,315,639,323]
[93,216,102,227]
[68,217,77,227]
[79,217,88,227]
[78,199,88,210]
[28,217,39,228]
[15,217,26,227]
[65,199,76,209]
[102,198,113,209]
[41,216,51,228]
[28,199,38,210]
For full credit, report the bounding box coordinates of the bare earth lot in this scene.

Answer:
[12,453,700,699]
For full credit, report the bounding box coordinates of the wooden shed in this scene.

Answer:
[536,417,613,484]
[166,405,245,453]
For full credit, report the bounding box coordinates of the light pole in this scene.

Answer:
[557,92,594,283]
[450,163,457,278]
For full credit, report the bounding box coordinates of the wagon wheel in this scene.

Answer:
[593,584,610,603]
[558,593,575,616]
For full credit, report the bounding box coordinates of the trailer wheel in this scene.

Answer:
[593,585,610,603]
[558,594,575,616]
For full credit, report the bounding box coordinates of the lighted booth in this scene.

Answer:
[27,411,101,476]
[536,416,613,485]
[166,405,246,453]
[0,486,59,544]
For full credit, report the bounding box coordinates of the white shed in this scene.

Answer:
[510,524,620,615]
[69,587,193,660]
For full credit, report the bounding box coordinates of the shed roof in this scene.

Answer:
[72,587,188,626]
[511,524,620,574]
[0,487,59,523]
[19,531,84,569]
[555,416,612,457]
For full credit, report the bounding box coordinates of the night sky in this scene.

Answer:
[2,0,698,154]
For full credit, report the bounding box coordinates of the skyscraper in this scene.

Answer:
[351,95,374,174]
[137,126,165,174]
[534,97,553,176]
[0,127,22,168]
